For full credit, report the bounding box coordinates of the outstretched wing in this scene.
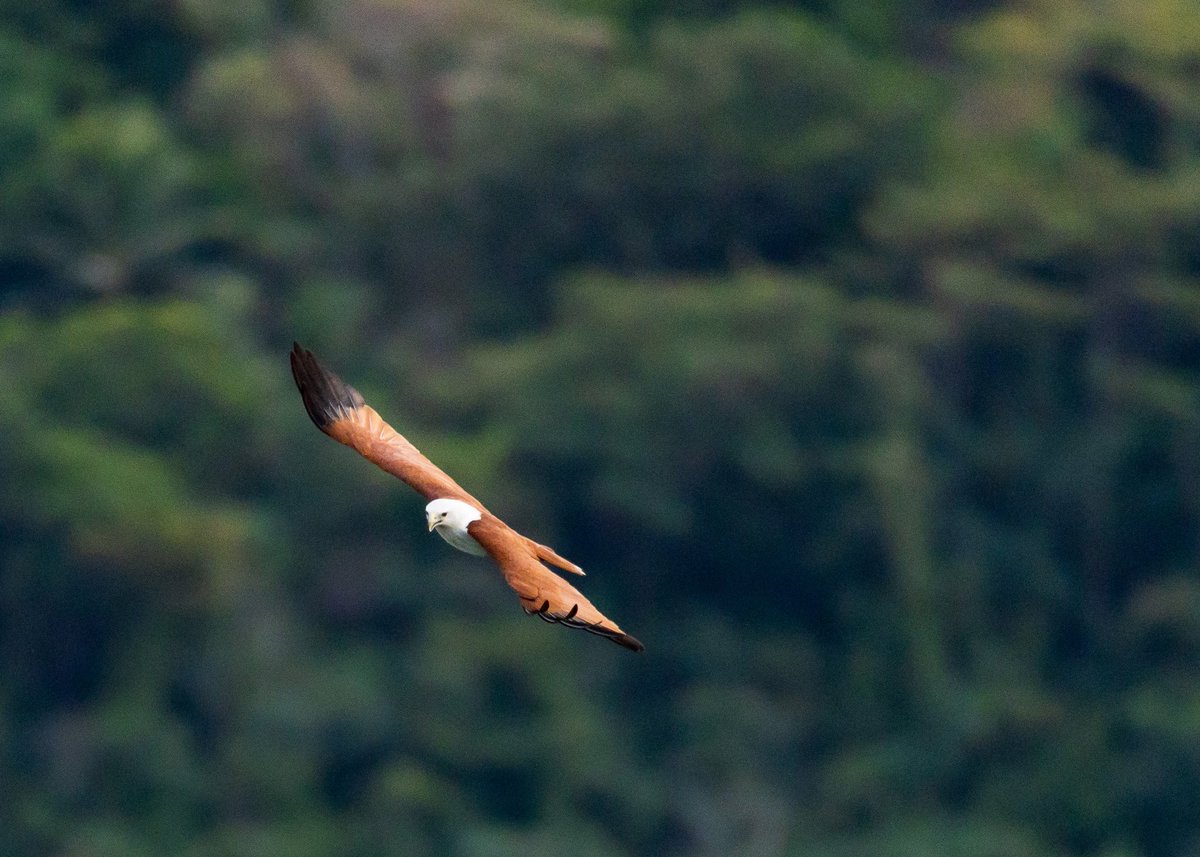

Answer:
[290,343,484,507]
[290,343,643,652]
[469,516,645,652]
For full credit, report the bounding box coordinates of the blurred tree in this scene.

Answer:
[1,0,1199,854]
[186,1,935,335]
[857,0,1200,850]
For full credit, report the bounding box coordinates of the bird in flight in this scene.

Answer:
[290,343,644,652]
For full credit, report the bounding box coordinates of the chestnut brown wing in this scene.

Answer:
[290,343,484,507]
[469,515,645,652]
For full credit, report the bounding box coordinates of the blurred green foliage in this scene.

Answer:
[1,0,1199,855]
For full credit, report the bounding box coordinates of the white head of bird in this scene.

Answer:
[425,498,486,556]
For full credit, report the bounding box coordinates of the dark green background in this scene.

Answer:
[2,0,1199,854]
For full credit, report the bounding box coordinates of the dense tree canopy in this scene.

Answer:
[2,0,1199,855]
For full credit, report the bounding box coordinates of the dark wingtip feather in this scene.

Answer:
[571,613,645,652]
[612,632,645,653]
[289,342,365,432]
[522,596,646,653]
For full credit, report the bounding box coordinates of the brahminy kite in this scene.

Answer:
[290,343,644,652]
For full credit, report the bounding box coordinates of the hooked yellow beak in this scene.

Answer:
[427,515,436,532]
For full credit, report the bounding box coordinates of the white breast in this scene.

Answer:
[435,523,487,556]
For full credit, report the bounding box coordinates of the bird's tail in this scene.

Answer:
[529,539,585,576]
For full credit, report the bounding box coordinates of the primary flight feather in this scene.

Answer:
[289,343,644,652]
